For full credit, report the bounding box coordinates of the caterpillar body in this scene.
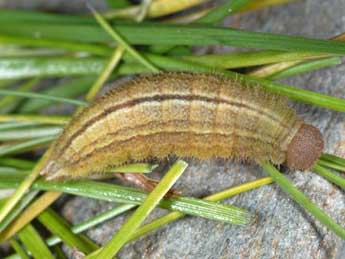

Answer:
[40,72,324,180]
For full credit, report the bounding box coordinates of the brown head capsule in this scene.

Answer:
[40,72,324,180]
[286,124,324,170]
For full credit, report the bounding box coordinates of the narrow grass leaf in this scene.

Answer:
[0,171,251,229]
[19,76,95,113]
[313,163,345,189]
[261,161,345,239]
[0,157,35,170]
[9,239,30,259]
[0,57,107,79]
[106,0,131,9]
[0,191,62,242]
[86,46,124,101]
[0,127,61,141]
[38,208,98,253]
[0,121,40,131]
[87,0,151,101]
[110,163,158,173]
[239,0,298,13]
[0,89,87,107]
[267,57,342,80]
[0,9,92,24]
[4,178,271,259]
[0,135,55,156]
[3,23,345,54]
[197,0,254,24]
[90,7,159,73]
[0,161,155,242]
[0,114,69,125]
[0,35,112,56]
[0,190,39,232]
[103,0,206,19]
[0,149,52,233]
[92,160,188,259]
[317,159,345,172]
[0,46,65,58]
[17,224,54,259]
[52,245,68,259]
[129,177,272,242]
[321,153,345,168]
[46,204,136,247]
[0,78,39,113]
[180,50,330,69]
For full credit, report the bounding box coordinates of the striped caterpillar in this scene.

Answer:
[40,72,324,181]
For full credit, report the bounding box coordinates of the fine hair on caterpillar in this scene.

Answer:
[40,72,324,181]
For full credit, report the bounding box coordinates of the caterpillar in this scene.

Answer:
[40,72,324,181]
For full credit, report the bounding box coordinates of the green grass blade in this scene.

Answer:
[0,89,87,107]
[0,136,55,156]
[86,47,124,101]
[0,9,92,24]
[90,7,159,72]
[4,178,271,259]
[0,190,39,232]
[52,245,67,259]
[103,0,205,19]
[0,78,39,113]
[0,166,18,174]
[0,127,61,141]
[0,192,62,242]
[0,175,252,225]
[110,163,158,173]
[239,0,298,13]
[9,239,30,259]
[179,50,330,69]
[91,160,188,259]
[0,114,69,125]
[3,23,345,54]
[46,204,136,247]
[129,177,272,242]
[86,0,151,101]
[19,76,95,113]
[0,57,107,79]
[197,0,254,24]
[0,46,65,58]
[107,0,132,8]
[0,157,35,170]
[317,159,345,172]
[268,57,342,80]
[38,208,98,253]
[321,153,345,168]
[0,151,51,224]
[313,163,345,189]
[261,161,345,239]
[17,224,54,259]
[0,122,40,131]
[0,35,112,56]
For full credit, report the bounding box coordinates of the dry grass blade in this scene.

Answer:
[0,192,62,241]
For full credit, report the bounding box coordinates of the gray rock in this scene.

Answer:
[1,0,345,258]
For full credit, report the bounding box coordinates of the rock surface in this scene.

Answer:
[1,0,345,258]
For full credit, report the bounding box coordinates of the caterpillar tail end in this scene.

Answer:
[286,123,324,171]
[39,160,65,181]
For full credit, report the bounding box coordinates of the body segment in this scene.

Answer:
[41,73,323,180]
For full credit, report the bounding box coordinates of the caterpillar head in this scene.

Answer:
[286,124,324,170]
